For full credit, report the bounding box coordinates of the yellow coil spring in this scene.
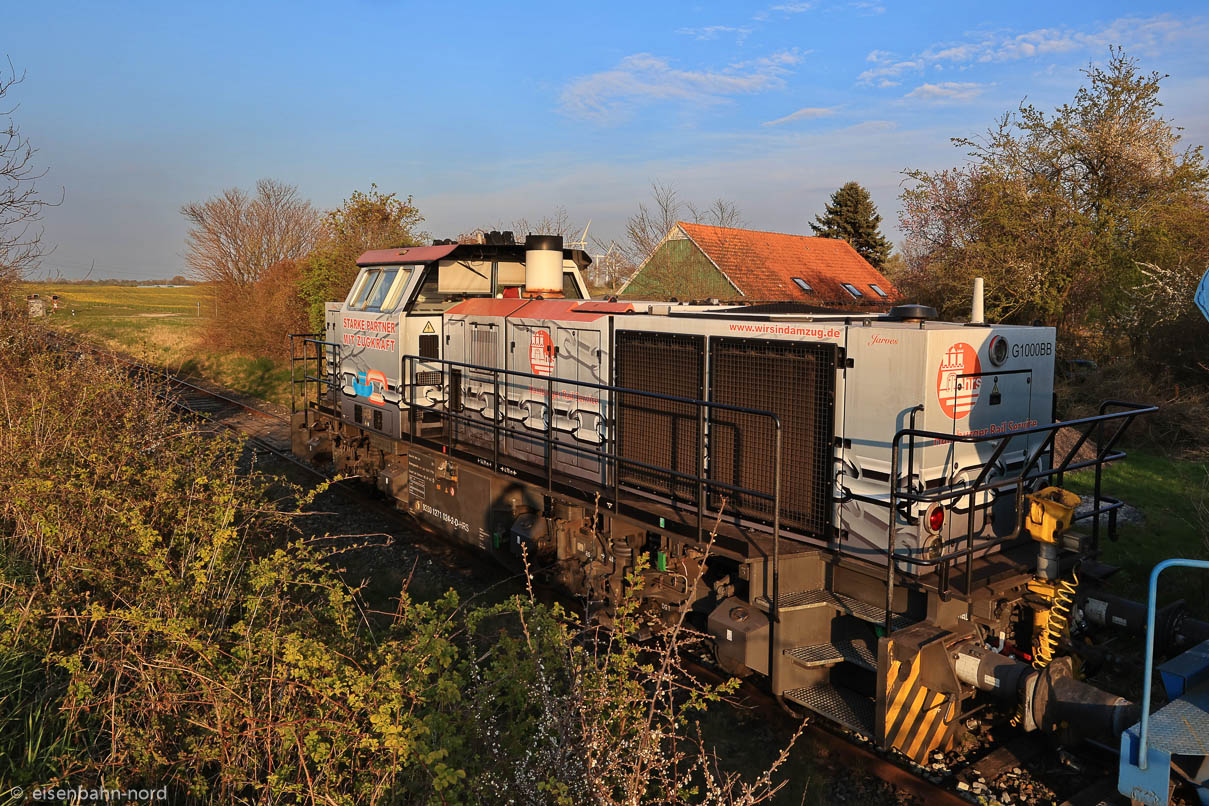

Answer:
[1034,572,1079,670]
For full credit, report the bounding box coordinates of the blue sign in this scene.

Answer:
[1198,267,1209,324]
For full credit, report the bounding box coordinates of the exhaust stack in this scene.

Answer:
[525,234,564,298]
[971,277,985,324]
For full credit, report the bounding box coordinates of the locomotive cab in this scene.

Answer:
[323,238,592,442]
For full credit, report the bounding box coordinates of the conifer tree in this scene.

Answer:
[810,181,892,268]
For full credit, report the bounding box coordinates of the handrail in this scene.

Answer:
[289,334,341,416]
[402,353,788,420]
[1137,558,1209,771]
[401,352,787,619]
[399,354,783,502]
[882,400,1155,632]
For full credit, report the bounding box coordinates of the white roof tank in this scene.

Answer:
[525,234,563,297]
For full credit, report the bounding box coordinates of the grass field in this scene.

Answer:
[1068,450,1209,617]
[23,283,293,405]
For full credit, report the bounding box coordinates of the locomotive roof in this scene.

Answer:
[357,242,592,269]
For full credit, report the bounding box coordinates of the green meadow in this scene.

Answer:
[23,282,293,405]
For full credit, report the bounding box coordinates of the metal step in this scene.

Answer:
[754,589,913,631]
[1123,682,1209,755]
[784,683,875,736]
[785,639,877,671]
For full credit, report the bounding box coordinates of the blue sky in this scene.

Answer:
[6,0,1208,279]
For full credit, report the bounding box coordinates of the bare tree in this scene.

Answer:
[620,182,684,269]
[482,205,582,242]
[618,181,745,298]
[620,182,745,268]
[687,197,744,229]
[181,178,320,287]
[1,59,55,286]
[585,241,634,292]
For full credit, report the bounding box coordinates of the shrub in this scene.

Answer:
[201,258,310,361]
[1057,358,1209,459]
[0,319,795,803]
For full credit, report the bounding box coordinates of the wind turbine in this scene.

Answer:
[568,220,591,251]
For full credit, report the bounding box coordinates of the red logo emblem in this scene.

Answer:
[937,342,981,419]
[529,329,554,376]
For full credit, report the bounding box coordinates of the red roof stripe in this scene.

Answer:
[444,298,634,321]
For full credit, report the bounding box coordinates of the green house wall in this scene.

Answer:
[620,238,738,300]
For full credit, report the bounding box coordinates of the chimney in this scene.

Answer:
[971,277,985,325]
[525,234,564,297]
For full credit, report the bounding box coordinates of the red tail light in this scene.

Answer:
[928,505,945,533]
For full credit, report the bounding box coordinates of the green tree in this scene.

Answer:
[809,181,892,268]
[298,185,426,329]
[897,48,1209,366]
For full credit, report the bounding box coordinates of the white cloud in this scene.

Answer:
[771,2,813,13]
[857,58,923,85]
[561,52,802,123]
[676,25,753,42]
[762,106,841,126]
[904,82,987,102]
[862,14,1207,89]
[848,1,885,15]
[919,14,1206,67]
[754,1,812,20]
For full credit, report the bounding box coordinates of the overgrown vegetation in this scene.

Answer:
[895,49,1209,385]
[297,186,426,331]
[1058,359,1209,459]
[0,319,795,803]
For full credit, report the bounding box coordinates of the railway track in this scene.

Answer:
[56,334,310,472]
[58,336,1123,806]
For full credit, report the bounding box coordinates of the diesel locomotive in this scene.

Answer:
[289,233,1209,803]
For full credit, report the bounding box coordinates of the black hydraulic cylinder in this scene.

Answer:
[955,644,1136,739]
[1082,591,1209,651]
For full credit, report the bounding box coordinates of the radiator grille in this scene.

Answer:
[708,338,835,536]
[615,331,704,502]
[470,325,495,369]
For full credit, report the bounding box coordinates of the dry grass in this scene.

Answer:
[19,282,294,405]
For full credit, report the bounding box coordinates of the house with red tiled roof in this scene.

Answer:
[619,222,899,307]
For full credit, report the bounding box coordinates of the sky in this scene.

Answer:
[5,0,1208,280]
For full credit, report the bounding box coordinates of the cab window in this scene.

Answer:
[363,267,399,311]
[347,270,374,307]
[409,267,445,313]
[350,270,381,308]
[381,268,411,310]
[562,271,585,299]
